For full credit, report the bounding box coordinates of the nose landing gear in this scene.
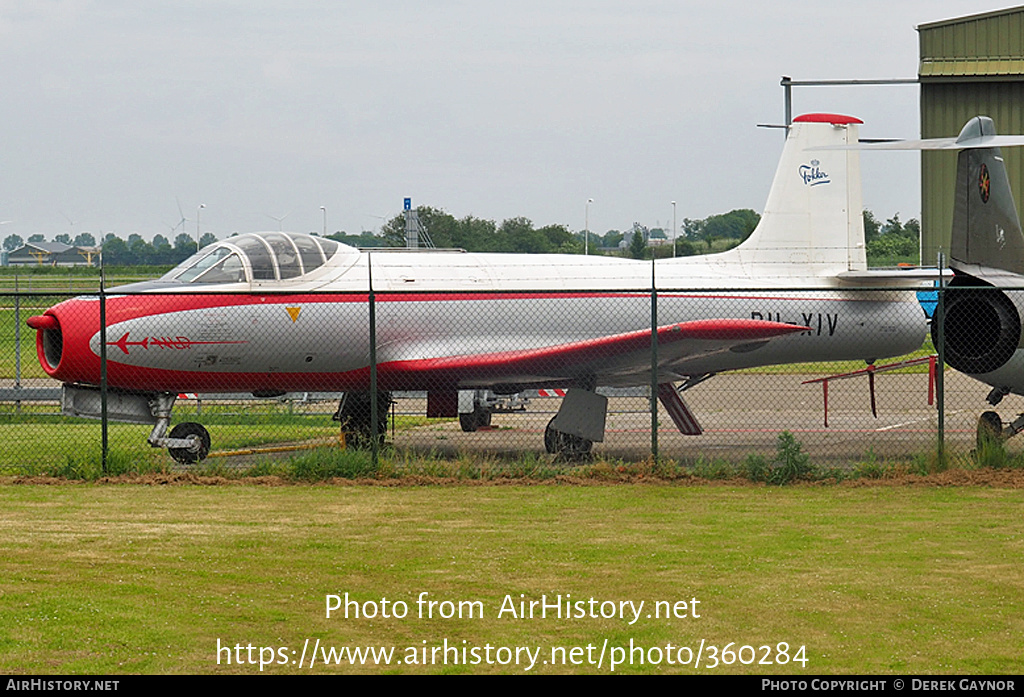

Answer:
[166,422,212,464]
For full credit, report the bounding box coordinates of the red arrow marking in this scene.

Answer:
[106,332,245,355]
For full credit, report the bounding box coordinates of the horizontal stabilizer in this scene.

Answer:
[836,268,951,284]
[809,116,1024,152]
[811,136,1024,151]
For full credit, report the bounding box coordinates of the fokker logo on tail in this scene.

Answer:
[798,160,830,186]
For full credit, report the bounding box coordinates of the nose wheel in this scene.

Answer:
[166,422,212,464]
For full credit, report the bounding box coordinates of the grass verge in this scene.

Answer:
[0,483,1020,674]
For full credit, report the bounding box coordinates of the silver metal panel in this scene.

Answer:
[549,389,608,442]
[61,385,157,424]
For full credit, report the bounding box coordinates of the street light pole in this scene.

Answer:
[320,206,327,237]
[671,201,677,258]
[585,198,593,255]
[196,204,205,252]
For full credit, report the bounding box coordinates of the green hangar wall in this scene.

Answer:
[919,5,1024,265]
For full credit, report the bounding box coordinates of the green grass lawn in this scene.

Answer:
[0,484,1020,674]
[0,419,342,474]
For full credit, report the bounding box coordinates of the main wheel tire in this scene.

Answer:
[334,392,391,448]
[977,410,1004,451]
[544,416,592,458]
[167,422,211,465]
[459,412,479,432]
[459,407,493,432]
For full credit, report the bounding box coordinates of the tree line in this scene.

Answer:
[0,207,919,266]
[3,231,218,266]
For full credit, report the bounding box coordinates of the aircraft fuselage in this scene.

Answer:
[36,281,927,394]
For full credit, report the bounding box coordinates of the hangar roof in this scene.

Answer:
[919,5,1024,79]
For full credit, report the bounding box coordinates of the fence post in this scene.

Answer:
[934,253,945,466]
[650,258,658,463]
[368,253,378,468]
[99,266,108,474]
[14,275,20,414]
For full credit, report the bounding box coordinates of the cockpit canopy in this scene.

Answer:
[164,232,343,284]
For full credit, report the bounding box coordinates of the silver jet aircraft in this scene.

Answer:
[27,113,931,462]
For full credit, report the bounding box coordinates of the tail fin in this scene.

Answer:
[730,113,866,277]
[817,114,1024,282]
[949,116,1024,279]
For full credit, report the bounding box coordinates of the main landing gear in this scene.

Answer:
[459,405,492,432]
[332,391,393,448]
[974,410,1024,453]
[977,411,1004,451]
[543,388,607,459]
[456,390,528,432]
[544,416,593,457]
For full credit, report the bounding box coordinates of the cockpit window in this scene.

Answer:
[263,232,302,279]
[164,232,344,284]
[235,236,275,280]
[194,252,245,284]
[317,237,339,258]
[174,247,235,283]
[294,234,325,271]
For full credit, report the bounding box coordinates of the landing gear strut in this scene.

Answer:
[144,393,213,465]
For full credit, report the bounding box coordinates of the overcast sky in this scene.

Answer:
[0,1,1011,241]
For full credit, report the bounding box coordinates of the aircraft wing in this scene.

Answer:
[809,135,1024,151]
[377,318,807,388]
[836,268,952,284]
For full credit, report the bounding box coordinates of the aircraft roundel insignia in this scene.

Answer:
[979,163,991,203]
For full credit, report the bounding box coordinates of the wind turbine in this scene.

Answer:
[58,211,77,242]
[174,198,189,235]
[265,211,290,231]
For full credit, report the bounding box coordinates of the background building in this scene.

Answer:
[6,242,97,267]
[919,5,1024,264]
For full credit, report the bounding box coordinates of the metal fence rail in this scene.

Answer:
[0,284,1013,474]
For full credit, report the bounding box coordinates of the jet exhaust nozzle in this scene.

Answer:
[937,285,1021,375]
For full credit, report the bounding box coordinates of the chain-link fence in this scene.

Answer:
[0,283,1012,475]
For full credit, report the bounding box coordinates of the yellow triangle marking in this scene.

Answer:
[286,307,301,322]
